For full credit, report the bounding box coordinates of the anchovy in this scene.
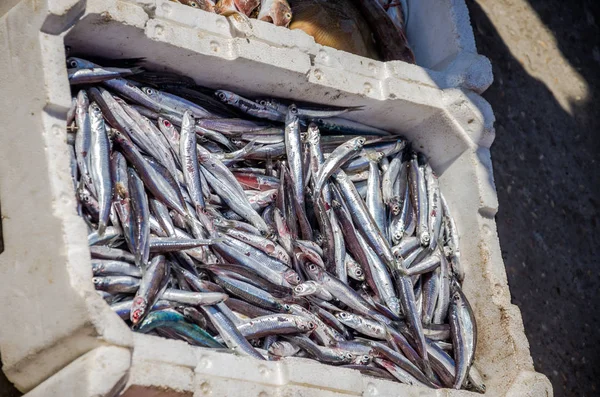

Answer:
[449,279,477,389]
[92,275,140,294]
[366,152,387,240]
[128,167,151,269]
[200,305,265,359]
[90,246,136,263]
[215,90,284,121]
[92,260,142,278]
[68,66,140,84]
[313,136,366,198]
[88,102,112,235]
[130,255,170,325]
[425,164,443,251]
[161,289,228,306]
[75,60,477,391]
[142,86,212,118]
[180,111,206,216]
[137,309,224,348]
[112,130,187,215]
[409,153,430,246]
[284,105,306,213]
[75,91,93,190]
[234,313,315,339]
[111,299,171,320]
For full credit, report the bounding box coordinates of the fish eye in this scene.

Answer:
[145,88,154,95]
[308,322,315,329]
[190,1,198,6]
[339,312,348,318]
[69,60,78,67]
[308,264,316,271]
[355,269,363,276]
[283,304,291,310]
[289,105,298,114]
[259,100,267,106]
[285,12,292,20]
[163,120,171,127]
[217,92,227,100]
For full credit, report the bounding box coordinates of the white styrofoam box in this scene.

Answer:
[0,0,548,395]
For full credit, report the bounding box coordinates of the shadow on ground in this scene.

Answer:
[467,0,600,395]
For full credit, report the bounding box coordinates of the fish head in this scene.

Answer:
[77,187,92,204]
[287,104,299,117]
[338,350,355,363]
[141,86,159,99]
[347,265,365,281]
[293,281,318,296]
[89,102,103,118]
[91,277,104,289]
[130,296,148,325]
[268,341,286,356]
[295,317,317,333]
[353,137,367,151]
[256,98,278,111]
[392,230,403,246]
[450,278,463,304]
[353,354,372,365]
[284,269,302,286]
[158,117,175,133]
[67,57,95,68]
[313,232,324,246]
[269,341,298,357]
[419,231,431,246]
[271,1,293,27]
[335,311,360,327]
[215,90,237,105]
[66,57,81,68]
[303,262,323,281]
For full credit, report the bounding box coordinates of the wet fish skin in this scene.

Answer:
[75,91,93,191]
[127,167,151,269]
[130,255,170,325]
[284,105,306,214]
[449,279,477,389]
[409,153,430,247]
[137,309,224,348]
[88,102,113,236]
[201,305,266,359]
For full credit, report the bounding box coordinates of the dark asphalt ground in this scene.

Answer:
[1,1,598,396]
[467,1,600,396]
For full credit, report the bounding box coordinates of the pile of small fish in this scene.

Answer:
[170,0,415,63]
[66,56,483,392]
